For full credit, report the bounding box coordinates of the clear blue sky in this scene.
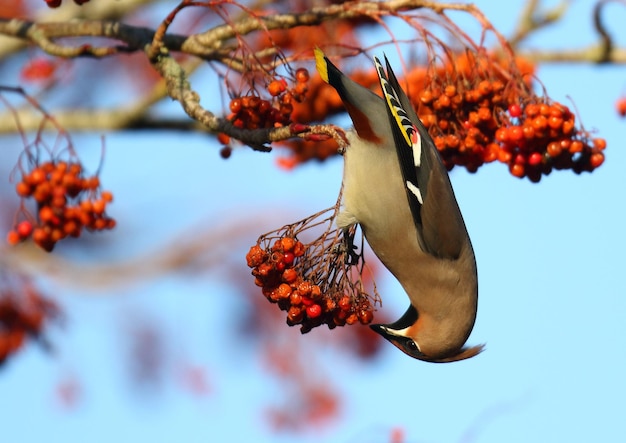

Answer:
[1,1,626,442]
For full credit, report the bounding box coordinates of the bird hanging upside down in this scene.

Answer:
[315,49,484,363]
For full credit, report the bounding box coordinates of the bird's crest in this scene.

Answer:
[314,48,329,84]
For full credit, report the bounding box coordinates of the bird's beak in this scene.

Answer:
[370,324,398,343]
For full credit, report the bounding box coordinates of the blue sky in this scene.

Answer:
[1,1,626,442]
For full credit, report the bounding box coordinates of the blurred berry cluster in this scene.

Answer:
[8,159,115,251]
[0,272,58,365]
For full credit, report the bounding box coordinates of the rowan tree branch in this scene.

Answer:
[1,0,625,148]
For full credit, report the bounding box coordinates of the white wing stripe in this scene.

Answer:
[406,181,423,204]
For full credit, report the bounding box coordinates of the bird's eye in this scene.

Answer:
[407,340,419,352]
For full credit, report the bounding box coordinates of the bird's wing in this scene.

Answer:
[374,56,468,260]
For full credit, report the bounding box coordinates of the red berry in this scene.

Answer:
[16,221,33,238]
[283,252,295,266]
[528,152,543,166]
[45,0,62,8]
[306,304,322,319]
[229,98,242,114]
[219,146,232,159]
[508,104,522,118]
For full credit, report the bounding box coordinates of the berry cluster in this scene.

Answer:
[246,236,374,333]
[7,160,115,251]
[227,68,310,131]
[410,53,606,181]
[493,101,605,181]
[1,276,58,365]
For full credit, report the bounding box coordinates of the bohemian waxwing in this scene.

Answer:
[315,49,483,363]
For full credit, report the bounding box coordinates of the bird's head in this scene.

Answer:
[370,306,484,363]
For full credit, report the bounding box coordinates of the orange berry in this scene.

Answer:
[590,152,605,168]
[92,199,106,215]
[69,162,82,175]
[436,95,451,108]
[444,84,456,97]
[93,218,107,230]
[562,120,574,135]
[616,97,626,117]
[593,138,607,151]
[39,206,55,223]
[86,176,100,190]
[287,306,303,324]
[495,127,509,143]
[419,90,433,105]
[282,268,298,284]
[290,291,302,306]
[297,281,312,297]
[346,313,358,325]
[280,237,295,252]
[509,126,524,142]
[547,141,562,157]
[510,163,525,178]
[64,220,80,237]
[27,168,46,185]
[217,133,230,145]
[525,103,539,117]
[293,241,305,257]
[522,125,535,140]
[477,107,491,121]
[477,80,492,96]
[6,230,20,246]
[32,227,48,244]
[358,309,374,325]
[50,228,64,242]
[275,283,292,300]
[101,191,113,202]
[310,285,321,299]
[267,80,286,97]
[532,116,548,130]
[16,182,32,197]
[338,295,351,311]
[548,115,563,130]
[295,68,309,83]
[570,140,583,153]
[497,148,512,163]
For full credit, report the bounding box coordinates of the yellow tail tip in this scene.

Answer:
[314,47,329,84]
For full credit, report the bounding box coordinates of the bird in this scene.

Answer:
[314,48,484,362]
